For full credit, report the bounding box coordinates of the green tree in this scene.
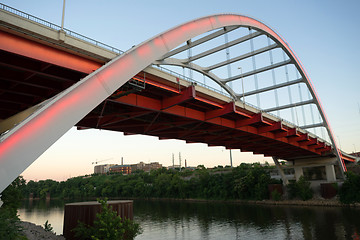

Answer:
[73,198,142,240]
[0,176,27,240]
[339,171,360,203]
[233,164,272,200]
[287,176,313,201]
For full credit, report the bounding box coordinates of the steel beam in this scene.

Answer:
[235,113,271,128]
[263,99,314,112]
[240,78,303,97]
[182,31,262,64]
[159,26,240,60]
[161,86,195,109]
[223,59,292,83]
[205,43,278,71]
[300,122,324,129]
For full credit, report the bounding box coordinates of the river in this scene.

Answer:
[18,199,360,240]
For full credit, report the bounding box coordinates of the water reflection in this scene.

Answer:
[18,199,360,239]
[133,200,360,240]
[18,199,70,235]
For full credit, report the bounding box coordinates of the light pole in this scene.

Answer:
[61,0,66,31]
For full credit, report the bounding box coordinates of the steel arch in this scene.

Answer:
[0,14,344,195]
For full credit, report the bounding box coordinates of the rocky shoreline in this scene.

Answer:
[20,221,65,240]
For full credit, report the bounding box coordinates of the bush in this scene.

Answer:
[73,198,142,240]
[271,189,282,201]
[233,164,273,200]
[287,176,313,201]
[0,176,27,240]
[43,220,54,233]
[0,208,25,240]
[339,171,360,204]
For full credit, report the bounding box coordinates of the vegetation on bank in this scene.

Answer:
[339,171,360,204]
[0,176,26,240]
[20,163,281,201]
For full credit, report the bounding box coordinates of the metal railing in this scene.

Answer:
[0,3,124,55]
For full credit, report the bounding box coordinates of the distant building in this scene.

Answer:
[130,162,146,172]
[109,165,132,175]
[94,161,162,175]
[94,164,115,174]
[131,161,162,172]
[168,165,181,170]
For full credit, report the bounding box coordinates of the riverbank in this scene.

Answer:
[27,195,360,208]
[133,196,360,208]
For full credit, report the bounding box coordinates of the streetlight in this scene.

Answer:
[61,0,66,31]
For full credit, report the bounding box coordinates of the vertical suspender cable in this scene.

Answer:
[308,90,317,135]
[283,51,295,124]
[267,37,280,117]
[249,28,260,108]
[224,30,233,96]
[319,114,325,140]
[187,40,193,82]
[296,71,306,126]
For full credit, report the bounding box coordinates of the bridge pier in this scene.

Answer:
[325,165,336,182]
[272,157,289,185]
[294,166,304,181]
[287,157,340,183]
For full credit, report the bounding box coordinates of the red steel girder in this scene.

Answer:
[161,86,196,109]
[205,101,251,120]
[0,31,101,74]
[258,121,286,134]
[235,113,271,128]
[108,92,324,158]
[275,128,300,138]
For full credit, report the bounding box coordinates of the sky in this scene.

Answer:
[1,0,360,181]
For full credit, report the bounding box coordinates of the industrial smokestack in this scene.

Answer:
[121,157,123,165]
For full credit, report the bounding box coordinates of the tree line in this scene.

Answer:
[20,163,281,201]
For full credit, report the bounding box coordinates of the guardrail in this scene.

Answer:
[0,3,124,55]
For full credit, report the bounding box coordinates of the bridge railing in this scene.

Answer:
[0,3,124,55]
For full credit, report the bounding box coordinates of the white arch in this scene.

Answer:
[0,14,344,195]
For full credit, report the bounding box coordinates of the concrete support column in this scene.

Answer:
[325,165,336,182]
[272,157,289,185]
[294,166,304,181]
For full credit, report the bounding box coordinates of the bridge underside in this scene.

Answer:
[77,71,334,162]
[0,35,340,163]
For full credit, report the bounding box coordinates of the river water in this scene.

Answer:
[18,199,360,240]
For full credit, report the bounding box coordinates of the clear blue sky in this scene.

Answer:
[2,0,359,181]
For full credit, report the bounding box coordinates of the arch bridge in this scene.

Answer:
[0,3,356,194]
